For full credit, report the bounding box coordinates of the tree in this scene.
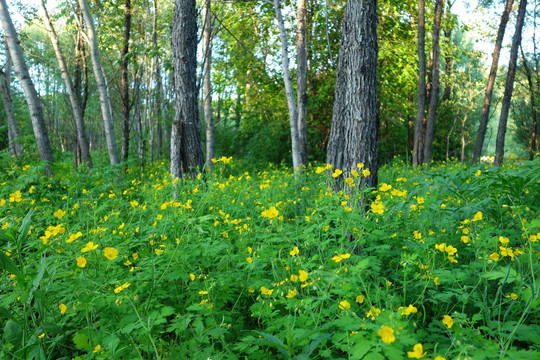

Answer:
[296,0,308,166]
[121,0,132,162]
[78,0,120,165]
[473,0,514,163]
[40,0,93,168]
[412,0,426,166]
[0,0,54,169]
[202,0,214,167]
[422,0,444,165]
[0,42,22,157]
[494,0,528,166]
[520,47,538,159]
[171,0,204,180]
[326,0,378,190]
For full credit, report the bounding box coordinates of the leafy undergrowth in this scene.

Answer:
[1,157,539,359]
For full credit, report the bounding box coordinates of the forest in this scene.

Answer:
[0,0,539,359]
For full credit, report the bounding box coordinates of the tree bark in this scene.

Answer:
[0,44,21,157]
[296,0,308,166]
[473,0,514,163]
[326,0,379,190]
[171,0,204,179]
[494,0,528,167]
[202,0,214,168]
[274,0,302,175]
[412,0,426,166]
[422,0,444,165]
[40,0,92,168]
[520,47,538,159]
[121,0,131,162]
[0,0,54,169]
[78,0,120,165]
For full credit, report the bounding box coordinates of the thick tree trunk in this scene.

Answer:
[0,46,21,157]
[171,0,204,179]
[422,0,444,165]
[40,0,92,168]
[121,0,131,162]
[274,0,301,175]
[494,0,527,167]
[202,0,214,168]
[412,0,426,166]
[78,0,119,165]
[0,0,54,168]
[326,0,379,190]
[296,0,308,166]
[473,0,514,163]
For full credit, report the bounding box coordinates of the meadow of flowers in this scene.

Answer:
[0,156,539,359]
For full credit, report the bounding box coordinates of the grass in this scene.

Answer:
[0,156,539,359]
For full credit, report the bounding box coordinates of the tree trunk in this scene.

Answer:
[422,0,444,165]
[171,0,204,179]
[296,0,308,166]
[40,0,92,168]
[202,0,214,168]
[412,0,426,166]
[121,0,131,162]
[0,45,21,157]
[274,0,301,175]
[78,0,119,165]
[520,47,538,159]
[0,0,54,169]
[494,0,527,167]
[473,0,514,163]
[326,0,379,190]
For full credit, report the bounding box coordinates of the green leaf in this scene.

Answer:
[73,332,89,350]
[3,320,23,346]
[0,251,22,278]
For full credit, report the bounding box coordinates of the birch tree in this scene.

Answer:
[412,0,426,166]
[0,42,21,157]
[78,0,120,165]
[202,0,214,167]
[0,0,54,168]
[40,0,93,167]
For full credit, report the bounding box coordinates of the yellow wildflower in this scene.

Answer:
[377,325,395,344]
[407,343,427,359]
[339,300,351,310]
[442,315,453,328]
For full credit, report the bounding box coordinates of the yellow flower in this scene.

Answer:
[506,293,518,300]
[0,198,5,206]
[248,247,253,254]
[529,234,538,242]
[103,247,119,260]
[260,286,273,295]
[499,236,510,245]
[198,290,208,295]
[80,241,98,253]
[290,246,299,256]
[377,325,395,344]
[246,257,253,263]
[298,270,309,282]
[442,315,453,328]
[130,200,139,207]
[67,231,83,243]
[351,169,359,177]
[489,253,500,261]
[434,356,446,360]
[407,343,427,359]
[38,333,45,339]
[189,273,196,281]
[435,243,446,252]
[53,209,66,219]
[93,344,101,353]
[261,206,279,219]
[58,303,67,314]
[362,169,371,177]
[371,202,384,215]
[332,253,351,263]
[499,246,514,258]
[290,274,299,282]
[416,196,424,204]
[357,163,365,169]
[433,277,440,286]
[339,300,351,310]
[472,211,483,221]
[444,245,457,256]
[356,294,364,304]
[461,235,470,243]
[76,256,87,268]
[379,183,392,192]
[345,177,355,186]
[401,304,418,316]
[9,190,22,203]
[332,169,343,178]
[285,289,297,298]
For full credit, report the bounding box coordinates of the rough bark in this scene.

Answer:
[121,0,131,162]
[40,0,92,167]
[326,0,379,190]
[0,0,54,168]
[171,0,204,179]
[274,0,301,174]
[412,0,426,166]
[422,0,444,165]
[296,0,308,166]
[0,44,21,157]
[78,0,120,165]
[473,0,514,163]
[494,0,527,167]
[520,47,538,159]
[202,0,214,168]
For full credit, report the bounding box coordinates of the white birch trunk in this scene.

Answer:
[202,0,214,168]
